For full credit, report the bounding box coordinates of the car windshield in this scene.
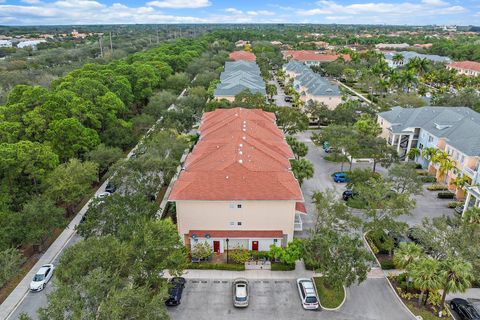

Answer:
[235,285,247,301]
[33,274,44,281]
[305,296,317,304]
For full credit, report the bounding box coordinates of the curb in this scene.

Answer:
[362,232,418,320]
[311,277,347,311]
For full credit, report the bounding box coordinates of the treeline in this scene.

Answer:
[0,36,214,290]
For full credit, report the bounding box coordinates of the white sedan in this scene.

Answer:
[297,278,319,310]
[30,264,54,292]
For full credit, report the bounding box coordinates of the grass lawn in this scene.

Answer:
[323,154,349,163]
[187,262,245,271]
[313,277,345,309]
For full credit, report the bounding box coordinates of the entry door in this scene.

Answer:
[213,241,220,253]
[252,241,259,251]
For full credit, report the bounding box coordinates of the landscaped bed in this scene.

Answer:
[313,277,345,309]
[271,262,295,271]
[187,262,245,271]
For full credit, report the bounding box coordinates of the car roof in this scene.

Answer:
[37,266,50,274]
[235,286,247,297]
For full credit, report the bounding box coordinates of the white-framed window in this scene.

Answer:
[229,203,243,209]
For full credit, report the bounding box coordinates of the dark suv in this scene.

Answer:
[450,298,480,320]
[165,277,186,306]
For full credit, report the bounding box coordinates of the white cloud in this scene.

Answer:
[246,10,275,16]
[21,0,42,3]
[421,0,448,6]
[146,0,211,9]
[225,7,243,14]
[325,15,353,20]
[297,8,332,16]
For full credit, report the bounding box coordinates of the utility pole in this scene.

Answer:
[109,31,113,54]
[99,35,104,58]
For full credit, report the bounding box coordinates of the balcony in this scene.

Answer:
[294,214,303,232]
[463,167,477,179]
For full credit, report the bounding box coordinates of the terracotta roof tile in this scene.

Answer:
[295,202,307,214]
[283,50,351,62]
[170,108,303,201]
[188,230,284,238]
[448,61,480,72]
[229,51,256,61]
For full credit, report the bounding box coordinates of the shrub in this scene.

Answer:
[0,248,25,288]
[438,192,454,199]
[186,263,245,271]
[229,248,250,264]
[448,201,463,208]
[380,259,395,270]
[271,263,295,271]
[427,184,448,191]
[191,242,213,261]
[420,176,437,183]
[250,250,269,260]
[416,169,429,176]
[415,163,423,169]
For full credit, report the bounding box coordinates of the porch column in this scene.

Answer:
[390,134,396,146]
[397,134,402,153]
[462,192,471,216]
[405,135,414,162]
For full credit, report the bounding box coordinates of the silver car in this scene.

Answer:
[297,278,319,310]
[233,278,249,307]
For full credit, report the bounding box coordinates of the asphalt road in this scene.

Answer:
[168,278,414,320]
[268,78,291,107]
[8,234,82,320]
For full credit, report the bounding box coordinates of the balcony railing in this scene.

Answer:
[463,167,477,179]
[294,214,303,232]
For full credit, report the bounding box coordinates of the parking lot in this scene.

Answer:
[168,278,414,320]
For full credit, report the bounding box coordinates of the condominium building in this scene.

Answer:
[169,108,306,254]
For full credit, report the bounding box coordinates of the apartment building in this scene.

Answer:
[283,60,342,109]
[383,51,451,68]
[378,106,480,199]
[282,50,350,66]
[169,108,306,254]
[447,61,480,77]
[213,60,266,101]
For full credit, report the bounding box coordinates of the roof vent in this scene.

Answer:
[242,128,246,132]
[239,143,243,147]
[239,151,243,155]
[242,136,246,140]
[226,176,229,179]
[238,159,243,164]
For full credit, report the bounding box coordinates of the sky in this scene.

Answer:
[0,0,478,26]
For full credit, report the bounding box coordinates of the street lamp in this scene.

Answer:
[226,238,230,264]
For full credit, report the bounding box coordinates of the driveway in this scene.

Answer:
[294,130,455,236]
[168,278,414,320]
[268,78,291,107]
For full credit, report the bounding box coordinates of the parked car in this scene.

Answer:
[232,278,249,308]
[105,182,116,193]
[332,172,351,183]
[268,98,275,103]
[284,96,293,102]
[322,141,329,150]
[450,298,480,320]
[342,189,356,201]
[30,264,54,291]
[97,191,110,200]
[324,147,337,153]
[297,278,319,310]
[455,204,465,215]
[165,277,186,306]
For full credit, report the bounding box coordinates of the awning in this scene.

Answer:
[188,230,284,239]
[295,202,307,214]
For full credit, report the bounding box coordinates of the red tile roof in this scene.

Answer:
[295,202,307,214]
[188,230,284,238]
[448,61,480,72]
[229,51,256,61]
[283,50,351,62]
[169,108,303,201]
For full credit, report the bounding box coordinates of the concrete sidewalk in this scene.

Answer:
[0,180,108,320]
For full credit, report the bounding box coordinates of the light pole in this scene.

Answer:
[226,238,230,264]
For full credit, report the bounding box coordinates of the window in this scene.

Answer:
[230,222,235,226]
[428,135,434,142]
[237,222,242,226]
[237,204,242,209]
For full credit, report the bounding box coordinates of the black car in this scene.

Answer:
[450,298,480,320]
[342,190,356,201]
[165,277,186,306]
[105,182,116,193]
[284,96,293,102]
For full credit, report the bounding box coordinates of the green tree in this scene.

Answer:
[387,162,423,195]
[165,72,190,94]
[86,143,123,176]
[286,136,308,159]
[410,257,442,306]
[406,147,421,161]
[191,242,213,261]
[271,106,309,135]
[290,158,314,186]
[0,248,25,288]
[354,114,381,137]
[438,258,474,315]
[393,242,423,290]
[266,83,277,99]
[44,159,98,214]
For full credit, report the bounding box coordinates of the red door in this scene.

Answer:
[213,241,220,253]
[252,241,259,251]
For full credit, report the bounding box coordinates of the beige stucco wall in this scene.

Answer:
[214,96,235,102]
[176,200,297,243]
[377,116,391,140]
[305,95,342,110]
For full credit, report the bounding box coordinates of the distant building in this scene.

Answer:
[375,43,410,50]
[0,40,12,48]
[213,60,266,101]
[447,61,480,77]
[17,40,46,49]
[229,50,256,62]
[235,40,250,48]
[413,43,433,48]
[270,41,283,46]
[283,60,342,110]
[282,50,350,66]
[383,51,452,68]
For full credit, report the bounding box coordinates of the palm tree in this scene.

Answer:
[393,242,423,291]
[463,207,480,224]
[438,258,474,316]
[410,257,442,306]
[435,153,456,184]
[421,147,438,168]
[392,53,405,66]
[406,147,420,161]
[290,158,314,186]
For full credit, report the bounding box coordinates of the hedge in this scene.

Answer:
[448,201,463,208]
[438,192,455,199]
[420,176,437,183]
[186,263,245,271]
[427,184,449,191]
